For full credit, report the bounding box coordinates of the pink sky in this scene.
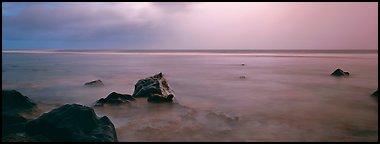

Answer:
[2,2,378,50]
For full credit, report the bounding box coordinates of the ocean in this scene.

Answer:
[2,50,378,141]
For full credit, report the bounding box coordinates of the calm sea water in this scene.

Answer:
[2,51,378,142]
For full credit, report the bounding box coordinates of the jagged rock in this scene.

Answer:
[330,68,350,77]
[2,90,37,112]
[84,80,104,87]
[25,104,118,142]
[371,89,378,97]
[95,92,135,106]
[132,73,175,103]
[2,112,28,137]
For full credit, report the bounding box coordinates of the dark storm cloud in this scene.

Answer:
[2,2,166,49]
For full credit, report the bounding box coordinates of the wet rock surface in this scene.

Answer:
[331,68,350,77]
[84,80,104,87]
[132,73,175,103]
[95,92,135,106]
[25,104,118,142]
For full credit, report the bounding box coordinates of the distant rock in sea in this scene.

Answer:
[84,80,104,87]
[132,73,175,103]
[239,76,246,79]
[241,63,245,66]
[330,68,350,77]
[95,92,135,106]
[2,90,37,113]
[25,104,118,142]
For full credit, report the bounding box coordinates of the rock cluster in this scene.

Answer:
[1,90,118,142]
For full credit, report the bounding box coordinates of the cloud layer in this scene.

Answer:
[2,2,378,50]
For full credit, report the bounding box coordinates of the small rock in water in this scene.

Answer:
[84,80,104,87]
[132,72,175,103]
[330,68,350,77]
[239,76,246,79]
[371,89,378,97]
[95,92,135,106]
[241,63,245,66]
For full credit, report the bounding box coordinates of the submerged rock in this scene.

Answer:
[25,104,118,142]
[95,92,135,106]
[132,73,175,103]
[2,90,37,112]
[330,68,350,77]
[84,80,104,87]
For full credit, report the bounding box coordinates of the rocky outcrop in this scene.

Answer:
[132,73,175,103]
[331,68,350,77]
[2,90,36,139]
[371,89,378,97]
[2,90,37,113]
[95,92,135,106]
[25,104,118,142]
[84,80,104,87]
[2,112,28,137]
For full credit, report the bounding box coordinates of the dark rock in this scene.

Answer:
[2,90,37,112]
[2,134,50,142]
[239,76,246,79]
[2,112,28,137]
[241,63,245,66]
[25,104,118,142]
[84,80,104,87]
[95,92,135,106]
[371,89,378,97]
[132,73,175,103]
[331,68,350,77]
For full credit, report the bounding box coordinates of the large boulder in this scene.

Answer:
[84,80,104,87]
[2,90,37,112]
[95,92,135,106]
[132,73,175,103]
[331,68,350,77]
[25,104,118,142]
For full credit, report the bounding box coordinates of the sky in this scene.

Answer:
[2,2,378,50]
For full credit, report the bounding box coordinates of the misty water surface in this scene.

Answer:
[2,52,378,142]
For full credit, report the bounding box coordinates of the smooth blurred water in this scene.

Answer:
[2,52,378,142]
